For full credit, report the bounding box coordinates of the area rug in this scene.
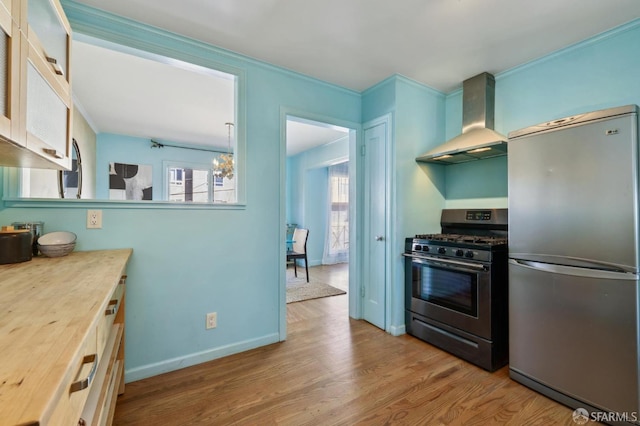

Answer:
[286,281,346,303]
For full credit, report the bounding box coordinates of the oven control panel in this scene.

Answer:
[466,210,492,221]
[410,242,493,263]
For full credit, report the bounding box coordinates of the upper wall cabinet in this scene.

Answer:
[0,0,71,170]
[0,0,20,146]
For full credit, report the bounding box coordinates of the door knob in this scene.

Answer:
[375,236,384,241]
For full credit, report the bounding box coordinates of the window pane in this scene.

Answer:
[328,162,349,253]
[168,167,211,202]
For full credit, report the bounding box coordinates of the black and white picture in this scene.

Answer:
[109,162,153,200]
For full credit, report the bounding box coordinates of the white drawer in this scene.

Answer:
[47,326,98,425]
[97,282,124,356]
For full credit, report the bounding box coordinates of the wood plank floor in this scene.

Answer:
[114,264,575,425]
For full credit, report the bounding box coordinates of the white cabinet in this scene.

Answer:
[80,275,127,426]
[0,0,72,170]
[0,0,21,146]
[0,249,131,425]
[21,0,72,168]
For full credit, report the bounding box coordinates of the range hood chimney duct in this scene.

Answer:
[416,72,507,165]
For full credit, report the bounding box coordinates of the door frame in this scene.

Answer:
[362,114,394,332]
[279,107,362,340]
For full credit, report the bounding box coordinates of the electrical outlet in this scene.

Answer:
[206,312,217,329]
[87,210,102,229]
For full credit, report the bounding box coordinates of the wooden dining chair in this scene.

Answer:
[287,228,309,282]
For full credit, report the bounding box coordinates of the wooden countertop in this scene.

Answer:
[0,249,132,426]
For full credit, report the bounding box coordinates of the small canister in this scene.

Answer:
[0,226,33,264]
[12,221,44,256]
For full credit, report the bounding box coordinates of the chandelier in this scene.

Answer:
[213,122,234,180]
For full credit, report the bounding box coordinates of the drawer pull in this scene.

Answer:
[45,56,64,76]
[105,299,119,316]
[70,354,98,393]
[43,148,64,159]
[119,274,128,285]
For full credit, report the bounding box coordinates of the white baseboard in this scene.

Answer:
[388,324,406,336]
[124,333,280,383]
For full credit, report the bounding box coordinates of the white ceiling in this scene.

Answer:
[286,118,349,156]
[72,39,348,155]
[73,39,236,149]
[70,0,640,154]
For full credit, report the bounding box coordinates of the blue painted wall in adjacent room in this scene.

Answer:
[95,133,223,200]
[286,136,348,265]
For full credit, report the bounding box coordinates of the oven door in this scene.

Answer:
[405,254,492,339]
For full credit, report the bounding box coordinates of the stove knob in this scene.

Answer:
[438,247,446,254]
[414,244,422,251]
[465,250,474,258]
[422,246,430,252]
[455,249,464,257]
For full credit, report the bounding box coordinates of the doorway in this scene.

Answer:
[283,114,355,328]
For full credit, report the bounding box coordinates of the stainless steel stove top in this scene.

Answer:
[414,233,508,246]
[405,208,508,262]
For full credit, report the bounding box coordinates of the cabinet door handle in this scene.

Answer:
[43,148,64,159]
[119,275,127,285]
[45,56,64,76]
[69,354,98,393]
[105,299,119,316]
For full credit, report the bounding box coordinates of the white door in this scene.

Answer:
[362,120,387,329]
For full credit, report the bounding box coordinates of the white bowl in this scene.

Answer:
[38,231,77,246]
[38,242,76,258]
[37,232,77,258]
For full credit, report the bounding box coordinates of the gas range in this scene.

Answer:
[406,209,508,263]
[404,208,509,371]
[407,235,507,263]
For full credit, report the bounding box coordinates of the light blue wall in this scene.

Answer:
[95,133,223,200]
[361,76,447,333]
[303,167,327,265]
[444,20,640,208]
[497,22,640,132]
[2,3,639,381]
[286,136,349,265]
[0,2,361,381]
[392,78,447,329]
[362,77,396,122]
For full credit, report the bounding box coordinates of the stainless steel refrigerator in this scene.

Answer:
[508,105,640,420]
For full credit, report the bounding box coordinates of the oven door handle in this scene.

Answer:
[402,253,487,272]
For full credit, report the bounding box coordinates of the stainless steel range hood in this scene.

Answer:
[416,72,507,165]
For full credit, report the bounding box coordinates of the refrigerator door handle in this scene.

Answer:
[509,258,638,281]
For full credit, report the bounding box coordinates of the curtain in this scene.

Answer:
[322,162,349,264]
